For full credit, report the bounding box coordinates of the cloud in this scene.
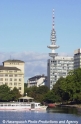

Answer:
[24,52,49,79]
[59,52,73,57]
[0,52,49,81]
[0,51,73,82]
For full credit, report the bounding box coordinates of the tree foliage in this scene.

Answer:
[44,68,81,104]
[10,87,21,101]
[51,68,81,103]
[24,85,49,103]
[1,68,81,104]
[0,84,21,102]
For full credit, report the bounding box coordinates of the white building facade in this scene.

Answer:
[47,56,73,89]
[27,75,47,88]
[0,60,24,95]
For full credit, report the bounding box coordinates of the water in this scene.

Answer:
[0,106,81,124]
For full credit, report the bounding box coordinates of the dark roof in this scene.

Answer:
[28,75,47,81]
[3,59,24,63]
[0,66,20,70]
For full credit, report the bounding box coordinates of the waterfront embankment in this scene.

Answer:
[59,104,81,112]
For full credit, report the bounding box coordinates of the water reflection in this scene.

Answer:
[0,107,81,124]
[47,106,81,116]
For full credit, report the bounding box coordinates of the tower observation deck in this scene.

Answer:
[47,9,59,58]
[47,9,73,90]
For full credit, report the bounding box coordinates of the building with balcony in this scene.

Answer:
[74,48,81,69]
[0,59,24,95]
[27,75,47,88]
[47,56,73,89]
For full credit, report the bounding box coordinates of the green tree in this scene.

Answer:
[24,85,49,103]
[0,84,11,101]
[52,77,65,102]
[51,68,81,103]
[44,90,57,103]
[10,87,21,101]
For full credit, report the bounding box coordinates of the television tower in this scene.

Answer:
[47,9,59,58]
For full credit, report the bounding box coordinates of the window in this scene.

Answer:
[5,74,8,77]
[9,70,13,72]
[14,70,17,72]
[0,78,3,81]
[0,74,4,77]
[5,82,8,85]
[55,78,57,80]
[14,63,19,65]
[9,74,13,77]
[14,74,17,77]
[9,83,12,85]
[19,75,22,77]
[14,82,17,85]
[5,78,8,81]
[18,83,21,85]
[19,78,21,81]
[14,79,17,81]
[10,78,12,81]
[19,87,21,90]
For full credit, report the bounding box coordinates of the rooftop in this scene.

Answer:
[74,48,81,54]
[0,66,20,71]
[28,75,47,81]
[3,59,24,63]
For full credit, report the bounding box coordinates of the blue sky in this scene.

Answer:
[0,0,81,80]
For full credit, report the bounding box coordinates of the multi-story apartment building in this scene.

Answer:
[27,75,47,88]
[47,56,73,89]
[0,59,24,95]
[74,48,81,69]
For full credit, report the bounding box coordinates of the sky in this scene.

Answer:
[0,0,81,81]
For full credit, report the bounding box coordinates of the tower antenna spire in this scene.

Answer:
[52,9,54,30]
[47,9,59,57]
